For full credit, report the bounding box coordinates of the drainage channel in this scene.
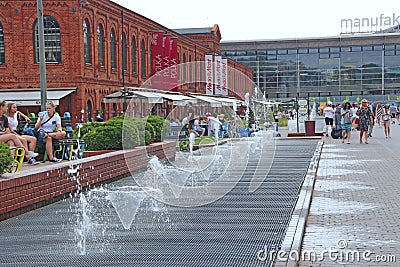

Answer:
[0,139,319,267]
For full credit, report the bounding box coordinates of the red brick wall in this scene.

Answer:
[0,0,253,123]
[0,141,176,221]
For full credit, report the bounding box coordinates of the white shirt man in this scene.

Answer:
[323,102,334,137]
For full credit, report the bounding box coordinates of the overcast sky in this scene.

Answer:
[111,0,399,41]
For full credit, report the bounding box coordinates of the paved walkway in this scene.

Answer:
[298,122,400,266]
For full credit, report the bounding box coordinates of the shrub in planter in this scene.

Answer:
[73,121,103,139]
[82,117,139,151]
[132,119,155,145]
[278,118,288,127]
[146,115,171,142]
[0,143,13,175]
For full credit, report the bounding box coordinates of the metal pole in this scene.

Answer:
[382,45,385,101]
[121,10,126,113]
[37,0,47,111]
[296,95,299,132]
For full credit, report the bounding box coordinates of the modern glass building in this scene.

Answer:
[221,31,400,102]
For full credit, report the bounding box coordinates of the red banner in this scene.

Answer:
[151,31,164,89]
[169,37,178,92]
[161,34,171,91]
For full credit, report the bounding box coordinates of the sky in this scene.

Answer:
[112,0,399,41]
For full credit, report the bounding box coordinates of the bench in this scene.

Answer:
[6,146,25,173]
[17,113,84,162]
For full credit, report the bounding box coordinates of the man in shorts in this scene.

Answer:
[323,101,334,137]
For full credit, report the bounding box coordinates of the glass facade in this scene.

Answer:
[0,22,4,65]
[221,34,400,99]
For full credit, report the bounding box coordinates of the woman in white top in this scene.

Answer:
[382,104,392,138]
[6,102,38,164]
[34,102,66,162]
[0,100,38,163]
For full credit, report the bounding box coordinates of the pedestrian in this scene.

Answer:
[340,102,353,144]
[397,105,400,125]
[0,100,38,161]
[382,104,391,138]
[376,103,382,127]
[390,103,397,124]
[368,102,375,138]
[351,102,359,131]
[185,104,195,122]
[34,101,66,162]
[356,99,373,144]
[6,102,39,165]
[323,101,334,137]
[96,114,104,122]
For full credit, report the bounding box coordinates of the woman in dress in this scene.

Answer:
[356,99,373,144]
[341,102,353,144]
[382,104,392,138]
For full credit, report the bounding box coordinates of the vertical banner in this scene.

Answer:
[169,37,178,92]
[205,54,213,95]
[161,34,171,91]
[151,31,164,89]
[214,55,222,95]
[221,58,228,96]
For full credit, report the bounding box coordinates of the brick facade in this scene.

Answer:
[0,0,253,124]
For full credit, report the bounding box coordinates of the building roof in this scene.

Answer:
[173,27,213,35]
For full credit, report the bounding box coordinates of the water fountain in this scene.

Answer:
[244,92,250,127]
[310,101,317,120]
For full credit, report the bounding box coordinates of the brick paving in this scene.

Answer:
[298,123,400,266]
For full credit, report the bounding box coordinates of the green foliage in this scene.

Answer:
[0,143,13,175]
[77,115,170,151]
[278,118,288,127]
[146,115,171,142]
[122,117,140,149]
[194,136,215,146]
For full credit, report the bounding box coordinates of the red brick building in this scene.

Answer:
[0,0,253,123]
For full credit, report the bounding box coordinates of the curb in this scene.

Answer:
[273,140,323,267]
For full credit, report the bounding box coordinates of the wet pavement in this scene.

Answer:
[297,122,400,266]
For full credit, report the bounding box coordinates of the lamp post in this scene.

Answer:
[121,10,126,113]
[37,0,47,111]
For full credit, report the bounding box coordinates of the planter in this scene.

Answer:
[84,150,117,157]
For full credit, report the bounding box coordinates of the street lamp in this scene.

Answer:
[37,0,47,111]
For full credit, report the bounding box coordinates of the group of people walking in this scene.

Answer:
[324,99,395,144]
[0,100,66,165]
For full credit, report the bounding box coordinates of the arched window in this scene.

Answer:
[189,55,192,83]
[86,100,92,122]
[110,28,116,69]
[113,103,117,117]
[182,53,186,83]
[122,32,127,72]
[101,102,105,118]
[131,36,137,73]
[140,39,146,77]
[97,24,104,66]
[33,15,62,64]
[83,19,91,64]
[0,22,5,65]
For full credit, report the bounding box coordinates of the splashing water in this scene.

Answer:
[107,188,148,230]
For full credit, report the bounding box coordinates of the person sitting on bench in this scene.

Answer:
[35,102,66,163]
